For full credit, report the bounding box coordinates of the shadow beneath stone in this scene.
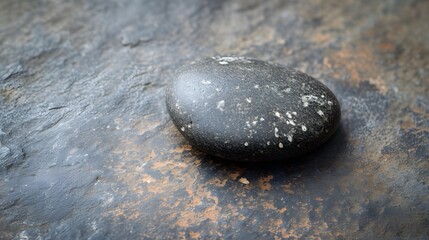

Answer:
[196,123,348,176]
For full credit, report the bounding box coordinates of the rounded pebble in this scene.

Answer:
[166,56,341,161]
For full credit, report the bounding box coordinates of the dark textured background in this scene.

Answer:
[1,0,428,239]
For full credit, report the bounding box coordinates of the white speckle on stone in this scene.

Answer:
[278,142,284,148]
[287,135,293,142]
[267,141,270,145]
[188,124,192,128]
[236,86,240,89]
[204,102,208,107]
[219,61,228,65]
[19,231,29,240]
[286,112,292,119]
[214,56,251,63]
[244,142,249,146]
[285,88,291,93]
[289,120,296,126]
[252,121,258,126]
[246,97,252,103]
[321,95,325,98]
[216,88,221,92]
[302,125,307,131]
[260,117,265,121]
[180,127,185,131]
[292,112,297,115]
[275,111,281,118]
[302,95,320,107]
[328,101,333,106]
[201,80,211,85]
[254,85,259,89]
[217,100,225,111]
[245,121,251,128]
[274,127,279,138]
[317,110,324,116]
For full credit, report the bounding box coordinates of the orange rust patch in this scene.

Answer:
[228,168,244,180]
[112,138,142,157]
[238,177,250,185]
[109,201,142,221]
[190,197,202,206]
[323,57,332,68]
[144,150,156,162]
[0,88,20,102]
[282,183,294,194]
[262,201,277,211]
[189,231,201,239]
[151,160,178,171]
[278,207,287,214]
[368,76,388,94]
[176,204,220,228]
[329,45,388,94]
[311,32,331,44]
[133,115,161,135]
[258,175,273,191]
[378,42,396,52]
[171,144,193,153]
[400,115,416,130]
[281,228,299,239]
[207,177,228,187]
[142,174,156,183]
[277,202,314,238]
[262,201,287,214]
[109,126,209,224]
[400,115,429,133]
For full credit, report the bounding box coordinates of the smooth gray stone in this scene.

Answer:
[166,57,341,161]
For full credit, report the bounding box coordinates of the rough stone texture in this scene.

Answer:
[0,0,428,239]
[166,57,341,161]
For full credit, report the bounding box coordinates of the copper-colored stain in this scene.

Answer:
[189,231,201,239]
[281,183,294,194]
[133,116,161,135]
[378,42,396,52]
[262,201,277,211]
[171,144,193,153]
[238,177,250,185]
[311,33,332,44]
[258,175,273,191]
[0,88,19,102]
[207,178,228,187]
[228,168,244,180]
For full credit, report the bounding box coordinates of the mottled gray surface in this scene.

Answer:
[0,0,428,239]
[167,57,340,161]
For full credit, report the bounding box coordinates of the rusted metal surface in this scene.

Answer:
[0,0,428,239]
